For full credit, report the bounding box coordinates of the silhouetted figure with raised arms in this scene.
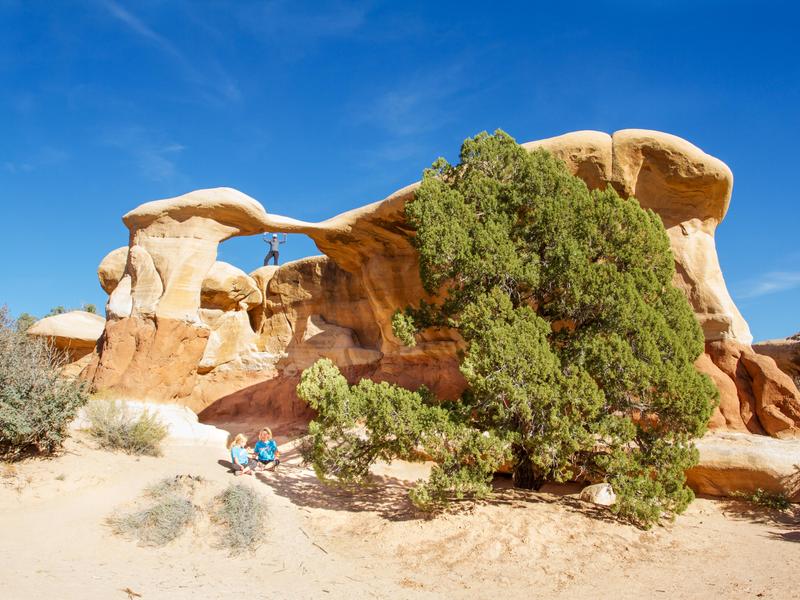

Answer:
[263,232,287,266]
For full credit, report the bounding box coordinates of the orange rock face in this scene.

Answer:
[85,316,210,402]
[704,340,800,438]
[74,130,800,445]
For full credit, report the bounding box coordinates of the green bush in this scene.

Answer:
[212,483,267,551]
[299,131,717,528]
[109,475,200,546]
[85,399,168,456]
[0,306,88,460]
[734,488,792,511]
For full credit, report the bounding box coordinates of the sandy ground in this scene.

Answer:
[1,434,799,600]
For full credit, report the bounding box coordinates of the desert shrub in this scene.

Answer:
[85,399,168,456]
[145,473,204,498]
[299,131,717,528]
[733,488,792,511]
[212,483,267,551]
[0,306,88,460]
[109,475,200,546]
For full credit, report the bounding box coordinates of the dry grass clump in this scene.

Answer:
[108,475,202,546]
[212,483,267,551]
[84,399,168,456]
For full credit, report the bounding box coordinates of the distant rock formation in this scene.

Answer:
[31,130,800,449]
[27,310,105,377]
[754,333,800,387]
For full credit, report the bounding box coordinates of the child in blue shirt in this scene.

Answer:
[253,427,280,471]
[230,433,253,476]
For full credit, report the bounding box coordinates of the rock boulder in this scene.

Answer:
[687,432,800,501]
[27,311,105,357]
[28,311,106,378]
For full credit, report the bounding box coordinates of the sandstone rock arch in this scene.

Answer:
[70,130,799,441]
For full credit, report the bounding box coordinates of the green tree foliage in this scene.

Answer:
[45,303,97,317]
[298,358,508,508]
[299,131,717,527]
[14,313,37,333]
[15,304,99,332]
[0,306,88,459]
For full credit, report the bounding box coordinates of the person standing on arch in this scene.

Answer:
[263,232,287,266]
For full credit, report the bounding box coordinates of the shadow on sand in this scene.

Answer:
[254,459,421,522]
[710,496,800,543]
[218,442,800,540]
[217,459,235,473]
[246,444,627,526]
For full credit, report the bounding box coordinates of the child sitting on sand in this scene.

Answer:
[230,433,253,476]
[253,427,280,471]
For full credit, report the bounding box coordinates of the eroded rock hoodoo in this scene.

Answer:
[31,129,800,497]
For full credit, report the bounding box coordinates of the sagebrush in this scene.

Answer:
[85,399,168,456]
[108,475,201,546]
[0,306,88,460]
[299,131,717,528]
[212,483,267,551]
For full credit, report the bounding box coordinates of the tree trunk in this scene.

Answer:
[512,446,544,490]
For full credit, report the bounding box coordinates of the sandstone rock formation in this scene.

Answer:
[754,333,800,386]
[703,340,800,438]
[27,311,105,359]
[68,129,799,477]
[202,261,262,312]
[522,130,800,439]
[686,432,800,501]
[97,246,128,294]
[27,310,106,377]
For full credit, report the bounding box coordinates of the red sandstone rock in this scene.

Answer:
[704,340,800,438]
[85,316,210,403]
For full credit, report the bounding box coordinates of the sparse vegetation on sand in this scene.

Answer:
[733,488,792,511]
[84,399,168,456]
[211,483,267,551]
[0,307,88,460]
[108,475,201,546]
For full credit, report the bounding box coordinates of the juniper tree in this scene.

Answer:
[298,131,717,526]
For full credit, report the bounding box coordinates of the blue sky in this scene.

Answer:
[1,1,798,340]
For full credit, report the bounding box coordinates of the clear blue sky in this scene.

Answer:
[1,1,798,340]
